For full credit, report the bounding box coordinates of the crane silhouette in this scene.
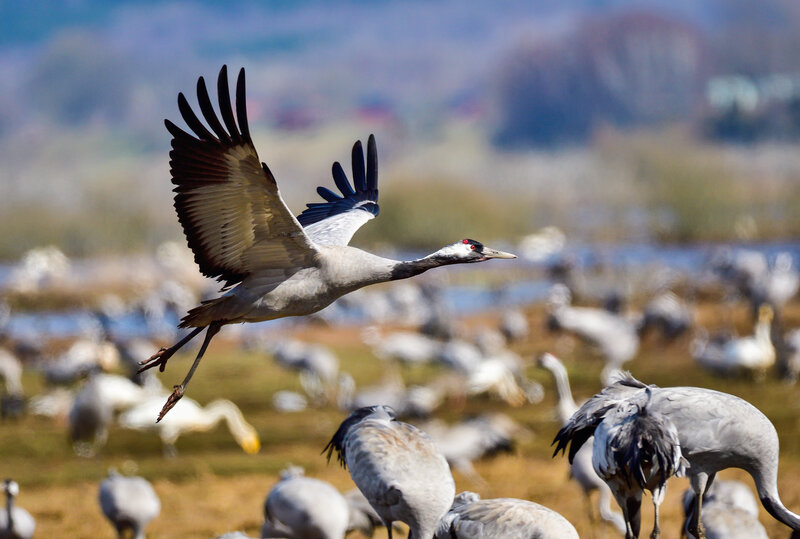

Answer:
[139,66,515,420]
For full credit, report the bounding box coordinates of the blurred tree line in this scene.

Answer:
[491,4,800,147]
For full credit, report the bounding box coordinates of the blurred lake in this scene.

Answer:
[5,240,798,340]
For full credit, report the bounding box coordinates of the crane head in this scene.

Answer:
[433,239,516,264]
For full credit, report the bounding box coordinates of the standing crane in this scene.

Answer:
[681,479,768,539]
[537,353,626,533]
[139,66,516,420]
[98,470,161,539]
[591,388,686,539]
[553,372,800,539]
[261,466,348,539]
[0,479,35,539]
[324,405,455,539]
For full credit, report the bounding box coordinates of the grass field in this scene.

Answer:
[2,301,800,538]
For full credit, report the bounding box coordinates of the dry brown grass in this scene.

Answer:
[3,301,800,538]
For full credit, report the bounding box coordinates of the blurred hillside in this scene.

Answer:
[1,0,800,258]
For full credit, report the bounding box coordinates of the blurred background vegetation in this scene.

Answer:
[1,0,800,259]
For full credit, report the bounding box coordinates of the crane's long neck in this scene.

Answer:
[755,316,772,345]
[5,492,13,533]
[753,465,800,531]
[205,400,253,440]
[389,253,461,281]
[544,362,578,424]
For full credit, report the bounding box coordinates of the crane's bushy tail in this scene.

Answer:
[552,373,651,462]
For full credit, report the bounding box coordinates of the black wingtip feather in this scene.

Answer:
[196,76,231,144]
[236,67,251,142]
[178,92,217,142]
[367,134,378,190]
[351,140,366,192]
[331,162,356,196]
[316,186,340,202]
[296,135,380,228]
[216,65,241,144]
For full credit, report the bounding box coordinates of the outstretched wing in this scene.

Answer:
[297,135,379,246]
[166,66,318,289]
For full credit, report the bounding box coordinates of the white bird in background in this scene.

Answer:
[421,414,522,483]
[681,479,767,539]
[343,488,400,538]
[137,65,515,420]
[69,370,114,457]
[713,249,799,316]
[537,353,626,533]
[98,470,161,539]
[547,284,639,383]
[783,328,800,384]
[324,405,455,539]
[500,308,530,343]
[692,304,775,378]
[553,372,800,539]
[267,339,339,402]
[0,479,35,539]
[591,388,686,539]
[434,491,579,539]
[0,349,25,419]
[638,290,693,340]
[363,328,441,366]
[118,396,260,457]
[68,371,164,457]
[261,466,349,539]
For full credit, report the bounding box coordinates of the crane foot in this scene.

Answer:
[138,347,175,374]
[156,385,185,422]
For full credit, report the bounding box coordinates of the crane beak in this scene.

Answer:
[241,434,261,454]
[481,247,517,260]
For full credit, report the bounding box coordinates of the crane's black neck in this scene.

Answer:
[5,493,13,532]
[389,254,458,281]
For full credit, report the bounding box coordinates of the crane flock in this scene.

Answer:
[3,63,800,538]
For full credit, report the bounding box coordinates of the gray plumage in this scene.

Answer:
[547,285,639,383]
[69,370,113,457]
[537,353,626,533]
[682,480,767,539]
[421,414,520,482]
[98,471,160,539]
[553,372,800,538]
[343,488,397,537]
[591,388,686,538]
[0,480,35,539]
[434,491,579,539]
[324,405,455,539]
[261,467,348,539]
[500,308,529,342]
[638,291,693,339]
[139,65,516,420]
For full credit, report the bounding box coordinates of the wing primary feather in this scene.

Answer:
[316,186,341,202]
[235,67,252,143]
[366,133,378,190]
[331,162,356,196]
[178,92,216,142]
[351,140,366,191]
[164,118,195,142]
[296,135,380,243]
[216,65,241,144]
[196,76,231,143]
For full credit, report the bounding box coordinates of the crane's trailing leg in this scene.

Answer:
[156,323,222,422]
[138,326,205,373]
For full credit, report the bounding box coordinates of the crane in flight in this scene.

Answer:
[140,66,516,420]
